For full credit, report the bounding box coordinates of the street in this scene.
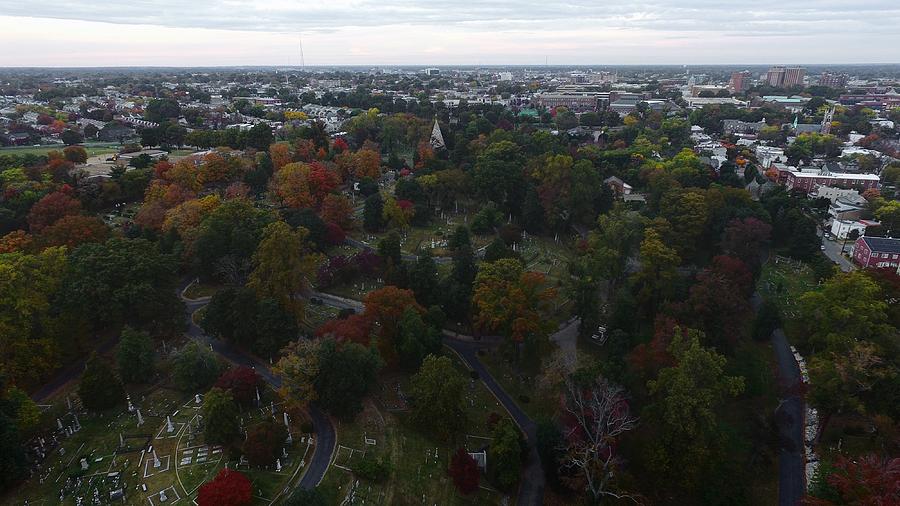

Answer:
[817,227,856,273]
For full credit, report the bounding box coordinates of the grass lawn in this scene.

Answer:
[757,256,817,316]
[0,144,120,157]
[319,351,512,505]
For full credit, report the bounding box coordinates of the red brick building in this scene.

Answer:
[852,236,900,269]
[784,169,879,193]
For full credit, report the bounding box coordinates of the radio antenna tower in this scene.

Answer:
[299,33,306,69]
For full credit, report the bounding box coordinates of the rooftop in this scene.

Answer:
[861,236,900,254]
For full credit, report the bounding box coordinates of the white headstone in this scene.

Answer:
[158,489,167,502]
[166,416,174,433]
[80,458,88,471]
[195,394,201,404]
[275,459,282,472]
[136,409,144,427]
[119,433,124,447]
[152,450,160,468]
[57,418,64,430]
[283,412,290,428]
[66,395,72,410]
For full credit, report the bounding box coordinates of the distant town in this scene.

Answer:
[1,62,898,506]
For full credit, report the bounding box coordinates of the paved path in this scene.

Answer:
[818,229,856,273]
[752,292,806,505]
[443,338,545,506]
[181,283,336,492]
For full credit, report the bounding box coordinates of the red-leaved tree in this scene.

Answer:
[448,447,480,495]
[805,455,900,505]
[198,468,252,506]
[214,366,263,407]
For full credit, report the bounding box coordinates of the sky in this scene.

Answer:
[0,1,898,67]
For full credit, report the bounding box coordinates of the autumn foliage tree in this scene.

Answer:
[806,455,900,506]
[242,420,288,467]
[472,259,556,343]
[198,468,252,506]
[214,366,264,407]
[270,162,340,209]
[448,447,480,495]
[36,215,109,249]
[26,187,82,232]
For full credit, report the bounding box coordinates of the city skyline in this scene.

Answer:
[1,0,899,66]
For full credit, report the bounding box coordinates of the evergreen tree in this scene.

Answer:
[79,353,125,411]
[202,388,240,445]
[116,326,155,384]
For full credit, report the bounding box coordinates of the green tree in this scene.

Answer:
[79,353,126,411]
[363,193,384,232]
[244,123,274,151]
[315,339,381,419]
[409,355,466,440]
[173,342,221,392]
[116,326,155,384]
[202,387,240,445]
[644,328,744,500]
[194,199,273,282]
[489,417,525,490]
[61,238,182,334]
[396,308,441,371]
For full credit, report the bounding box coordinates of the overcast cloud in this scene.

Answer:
[0,0,898,66]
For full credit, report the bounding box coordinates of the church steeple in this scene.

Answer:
[430,119,445,150]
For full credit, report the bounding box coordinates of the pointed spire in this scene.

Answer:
[430,119,445,150]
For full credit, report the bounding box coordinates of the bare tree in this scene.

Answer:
[559,373,641,503]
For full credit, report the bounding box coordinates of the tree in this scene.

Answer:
[194,199,273,282]
[0,247,67,387]
[245,123,274,151]
[805,455,900,506]
[320,193,354,230]
[409,355,466,440]
[409,252,439,307]
[473,259,556,344]
[36,215,109,249]
[0,385,28,490]
[472,140,526,212]
[242,420,287,467]
[214,366,263,407]
[61,238,183,334]
[448,447,480,495]
[558,372,638,502]
[396,307,441,371]
[60,129,83,146]
[78,353,125,411]
[173,342,221,392]
[202,287,298,358]
[145,98,181,124]
[63,145,87,163]
[27,189,82,232]
[315,338,381,419]
[248,221,321,323]
[644,329,744,499]
[489,417,525,490]
[198,468,252,506]
[273,339,320,411]
[363,193,384,232]
[633,228,680,315]
[116,327,155,384]
[874,199,900,236]
[721,217,772,275]
[269,162,339,209]
[202,388,240,445]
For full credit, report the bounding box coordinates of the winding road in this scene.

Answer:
[179,282,336,492]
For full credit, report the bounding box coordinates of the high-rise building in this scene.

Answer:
[782,67,806,87]
[728,71,752,92]
[819,72,849,88]
[766,66,786,87]
[765,66,806,88]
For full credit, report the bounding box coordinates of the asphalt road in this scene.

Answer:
[819,233,856,272]
[182,290,336,492]
[752,293,806,505]
[443,338,545,506]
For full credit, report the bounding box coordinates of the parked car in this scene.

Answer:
[591,326,608,345]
